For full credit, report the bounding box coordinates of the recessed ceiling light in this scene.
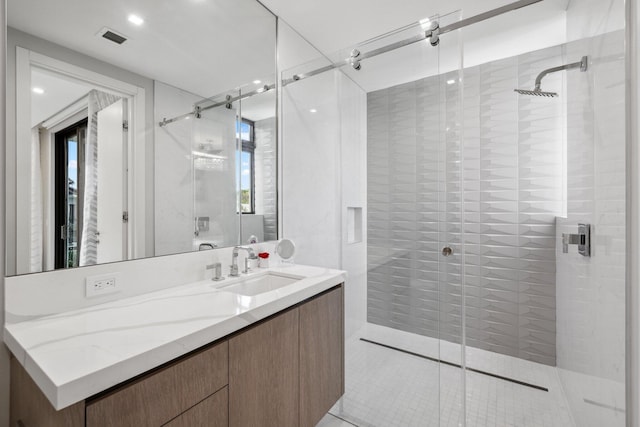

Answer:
[128,14,144,26]
[446,79,456,85]
[309,109,317,113]
[253,80,261,85]
[32,87,44,94]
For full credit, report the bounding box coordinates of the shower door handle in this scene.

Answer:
[441,246,453,257]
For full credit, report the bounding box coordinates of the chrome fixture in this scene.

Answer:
[428,21,440,47]
[562,223,591,257]
[159,84,275,127]
[350,49,362,71]
[230,246,258,277]
[284,0,543,86]
[514,56,588,97]
[194,216,211,237]
[207,262,225,281]
[160,0,546,128]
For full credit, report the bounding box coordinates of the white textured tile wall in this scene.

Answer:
[367,44,565,365]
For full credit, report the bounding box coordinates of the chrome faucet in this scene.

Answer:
[230,246,258,277]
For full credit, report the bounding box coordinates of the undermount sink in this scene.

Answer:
[221,272,302,296]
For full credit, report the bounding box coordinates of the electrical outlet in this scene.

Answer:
[86,273,120,298]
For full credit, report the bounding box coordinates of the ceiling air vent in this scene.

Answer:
[97,27,128,45]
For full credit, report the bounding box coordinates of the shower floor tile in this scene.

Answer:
[328,326,575,427]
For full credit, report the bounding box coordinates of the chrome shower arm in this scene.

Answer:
[534,56,588,91]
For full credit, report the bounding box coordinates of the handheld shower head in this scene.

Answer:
[514,55,588,98]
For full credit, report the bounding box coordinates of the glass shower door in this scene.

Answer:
[279,10,466,426]
[191,90,240,251]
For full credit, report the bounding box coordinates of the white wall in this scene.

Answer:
[154,82,238,255]
[4,242,277,322]
[280,20,367,336]
[282,70,342,268]
[5,28,156,275]
[154,82,198,255]
[555,3,626,422]
[193,100,239,249]
[565,0,625,41]
[338,72,367,337]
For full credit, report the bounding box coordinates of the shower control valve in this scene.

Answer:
[561,223,591,257]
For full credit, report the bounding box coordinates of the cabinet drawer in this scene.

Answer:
[86,340,228,427]
[163,386,228,427]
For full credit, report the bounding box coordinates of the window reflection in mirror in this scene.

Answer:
[54,119,87,269]
[239,119,255,214]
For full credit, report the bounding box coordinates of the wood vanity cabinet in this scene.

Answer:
[9,357,85,427]
[10,284,344,427]
[228,285,344,427]
[299,286,344,427]
[229,308,300,427]
[85,340,229,427]
[162,386,228,427]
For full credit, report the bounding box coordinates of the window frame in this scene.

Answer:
[54,118,88,269]
[239,118,256,214]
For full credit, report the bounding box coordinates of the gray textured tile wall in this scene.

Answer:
[367,45,564,365]
[255,117,278,241]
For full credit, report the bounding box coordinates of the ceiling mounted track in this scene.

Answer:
[283,0,544,83]
[159,0,543,128]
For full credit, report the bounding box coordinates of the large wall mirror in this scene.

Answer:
[6,0,278,276]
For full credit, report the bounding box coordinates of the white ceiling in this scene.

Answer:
[263,0,571,92]
[30,68,94,127]
[8,0,277,99]
[11,0,575,116]
[260,0,571,55]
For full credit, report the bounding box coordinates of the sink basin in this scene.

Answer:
[221,272,302,296]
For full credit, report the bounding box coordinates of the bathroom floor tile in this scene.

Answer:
[329,326,575,427]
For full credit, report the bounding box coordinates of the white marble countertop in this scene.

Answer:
[4,264,346,410]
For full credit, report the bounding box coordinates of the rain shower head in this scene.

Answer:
[514,55,588,98]
[513,88,558,97]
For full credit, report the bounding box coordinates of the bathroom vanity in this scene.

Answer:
[5,265,345,427]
